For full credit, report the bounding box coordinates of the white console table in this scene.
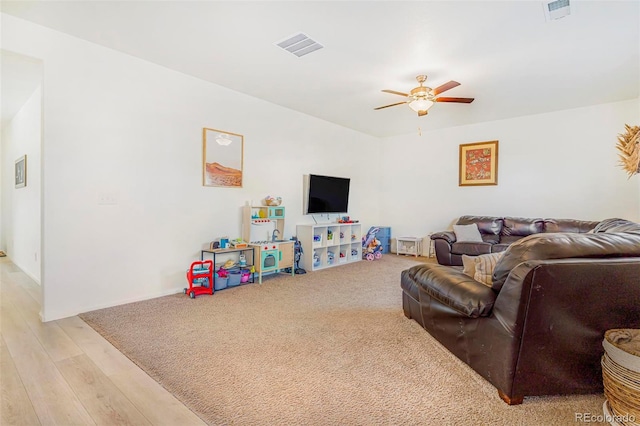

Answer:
[396,236,422,257]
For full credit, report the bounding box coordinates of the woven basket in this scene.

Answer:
[602,329,640,426]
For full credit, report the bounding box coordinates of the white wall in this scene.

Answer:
[380,99,640,237]
[3,13,639,321]
[1,86,42,282]
[2,14,382,320]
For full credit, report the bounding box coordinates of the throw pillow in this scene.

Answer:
[461,255,476,277]
[453,224,483,242]
[473,252,505,286]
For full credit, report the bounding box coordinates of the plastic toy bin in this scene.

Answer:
[228,271,242,287]
[214,275,228,291]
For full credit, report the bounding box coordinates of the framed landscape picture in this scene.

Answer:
[202,128,244,188]
[459,140,499,186]
[15,155,27,188]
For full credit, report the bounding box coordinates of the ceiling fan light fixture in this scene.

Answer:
[374,74,473,115]
[408,98,434,112]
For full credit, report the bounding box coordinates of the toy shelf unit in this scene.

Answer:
[200,247,256,291]
[297,223,362,272]
[396,236,422,257]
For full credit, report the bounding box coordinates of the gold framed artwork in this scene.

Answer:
[202,128,244,187]
[15,155,27,188]
[459,140,499,186]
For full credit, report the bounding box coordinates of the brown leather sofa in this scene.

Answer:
[401,218,640,404]
[431,216,599,266]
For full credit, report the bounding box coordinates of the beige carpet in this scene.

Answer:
[80,255,607,425]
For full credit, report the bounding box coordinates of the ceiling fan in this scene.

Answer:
[374,75,474,116]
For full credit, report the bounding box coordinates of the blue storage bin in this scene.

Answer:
[214,276,228,291]
[373,226,391,238]
[228,271,242,287]
[376,234,390,254]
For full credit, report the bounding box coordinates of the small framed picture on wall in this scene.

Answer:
[459,141,499,186]
[15,155,27,188]
[202,128,244,188]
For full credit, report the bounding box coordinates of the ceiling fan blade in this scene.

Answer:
[381,89,409,97]
[374,101,407,110]
[417,110,428,117]
[435,97,475,103]
[431,81,460,96]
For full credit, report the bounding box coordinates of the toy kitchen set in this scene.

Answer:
[241,201,295,284]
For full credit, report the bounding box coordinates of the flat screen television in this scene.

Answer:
[304,174,350,214]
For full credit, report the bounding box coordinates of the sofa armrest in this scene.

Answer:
[403,264,496,318]
[489,258,640,399]
[431,231,456,244]
[433,238,455,265]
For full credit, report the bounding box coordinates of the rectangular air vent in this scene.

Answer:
[275,33,323,58]
[543,0,571,21]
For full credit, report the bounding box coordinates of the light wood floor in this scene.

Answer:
[0,258,206,426]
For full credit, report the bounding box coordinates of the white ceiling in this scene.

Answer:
[1,50,42,124]
[2,1,639,137]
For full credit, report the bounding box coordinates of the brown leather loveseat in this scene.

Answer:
[431,216,599,266]
[401,218,640,404]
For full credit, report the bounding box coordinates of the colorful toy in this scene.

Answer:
[184,260,214,298]
[362,227,383,261]
[217,267,229,278]
[264,196,282,206]
[283,237,306,275]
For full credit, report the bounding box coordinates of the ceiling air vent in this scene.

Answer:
[542,0,571,21]
[275,33,324,58]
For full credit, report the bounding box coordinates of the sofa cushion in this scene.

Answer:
[593,218,640,234]
[402,264,496,318]
[451,241,492,256]
[491,230,640,292]
[502,217,544,236]
[457,216,503,236]
[491,244,510,253]
[453,224,483,242]
[543,218,599,233]
[473,252,505,286]
[481,234,500,244]
[499,235,524,245]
